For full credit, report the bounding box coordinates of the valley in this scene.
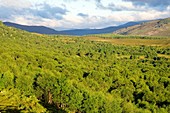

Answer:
[0,22,170,113]
[83,35,170,46]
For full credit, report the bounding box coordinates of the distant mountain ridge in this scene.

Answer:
[3,21,145,36]
[3,22,63,35]
[114,17,170,36]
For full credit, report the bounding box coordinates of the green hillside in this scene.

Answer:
[114,18,170,36]
[0,22,170,113]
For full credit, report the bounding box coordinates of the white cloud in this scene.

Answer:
[167,6,170,10]
[11,15,62,28]
[0,0,170,30]
[0,0,31,9]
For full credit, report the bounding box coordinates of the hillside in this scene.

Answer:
[0,22,170,113]
[3,21,143,35]
[114,18,170,36]
[60,21,144,35]
[4,22,64,35]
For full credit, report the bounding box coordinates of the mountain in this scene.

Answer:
[3,22,64,35]
[114,17,170,36]
[3,21,144,36]
[60,21,144,36]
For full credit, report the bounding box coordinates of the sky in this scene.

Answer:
[0,0,170,30]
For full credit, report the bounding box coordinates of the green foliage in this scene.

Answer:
[0,71,14,89]
[0,23,170,112]
[0,88,46,112]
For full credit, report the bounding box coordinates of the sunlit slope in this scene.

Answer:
[114,18,170,36]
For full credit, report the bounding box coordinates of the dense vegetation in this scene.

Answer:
[0,22,170,113]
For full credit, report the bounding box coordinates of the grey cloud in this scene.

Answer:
[31,3,68,20]
[96,0,170,11]
[77,13,89,18]
[97,3,124,11]
[96,2,144,11]
[0,6,14,19]
[123,0,170,10]
[0,3,68,20]
[95,0,101,3]
[0,0,31,20]
[0,6,26,20]
[107,3,123,11]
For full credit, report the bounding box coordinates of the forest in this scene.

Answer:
[0,21,170,113]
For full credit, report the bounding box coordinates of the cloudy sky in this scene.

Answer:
[0,0,170,30]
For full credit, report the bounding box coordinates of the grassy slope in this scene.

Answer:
[114,18,170,36]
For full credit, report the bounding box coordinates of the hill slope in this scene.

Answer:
[114,18,170,36]
[4,22,64,34]
[60,21,144,35]
[3,21,143,35]
[1,21,170,113]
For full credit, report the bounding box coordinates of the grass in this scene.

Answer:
[83,36,170,47]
